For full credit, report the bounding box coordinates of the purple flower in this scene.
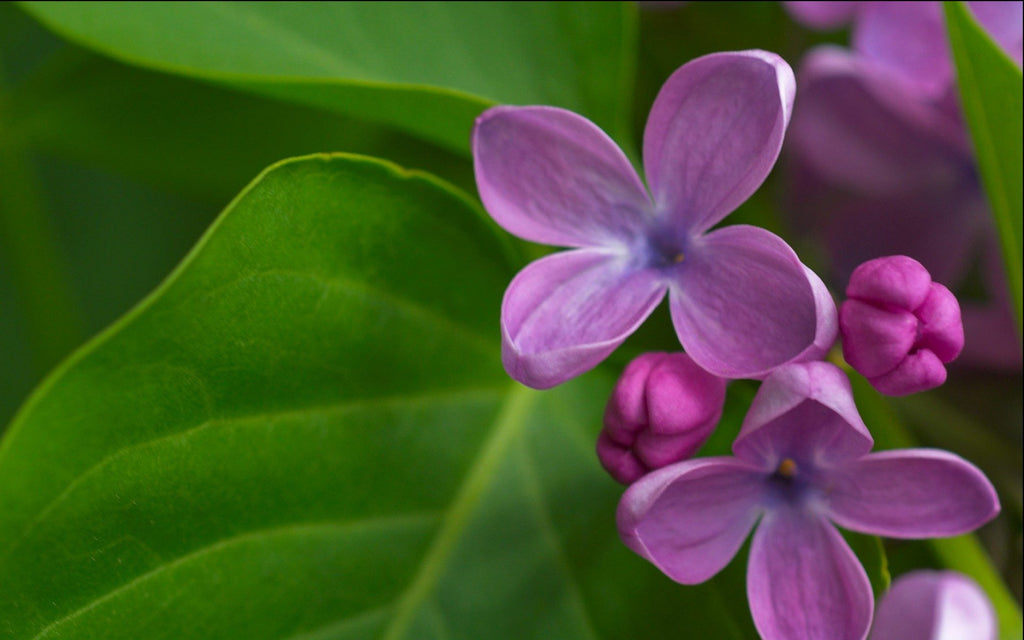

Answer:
[870,571,996,640]
[472,50,837,389]
[786,47,979,287]
[786,2,1022,100]
[617,361,999,640]
[784,2,1022,370]
[597,352,726,484]
[785,42,1021,370]
[841,256,964,396]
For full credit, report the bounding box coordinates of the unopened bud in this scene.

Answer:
[840,255,963,396]
[597,352,726,484]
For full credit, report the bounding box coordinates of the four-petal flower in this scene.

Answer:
[473,50,836,389]
[617,361,999,640]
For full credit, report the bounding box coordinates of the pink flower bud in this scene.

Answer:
[840,255,964,396]
[597,352,726,484]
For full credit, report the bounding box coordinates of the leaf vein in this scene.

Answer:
[0,385,503,566]
[29,514,441,640]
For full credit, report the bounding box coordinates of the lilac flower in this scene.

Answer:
[597,352,726,484]
[786,2,1023,100]
[786,47,980,288]
[870,571,996,640]
[617,361,999,640]
[785,36,1021,369]
[841,256,964,396]
[784,1,1022,368]
[472,50,837,389]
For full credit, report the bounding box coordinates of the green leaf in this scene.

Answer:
[17,2,637,153]
[7,49,475,200]
[0,155,756,639]
[944,1,1024,336]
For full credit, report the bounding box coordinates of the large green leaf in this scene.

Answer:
[944,1,1024,335]
[17,2,637,153]
[0,4,477,428]
[0,155,757,639]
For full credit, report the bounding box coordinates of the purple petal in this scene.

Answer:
[846,255,932,311]
[868,349,948,396]
[840,299,918,378]
[748,509,873,640]
[596,431,648,485]
[617,457,765,584]
[734,362,873,469]
[502,248,666,389]
[853,2,952,99]
[633,430,711,469]
[667,225,820,378]
[870,571,996,640]
[916,283,964,363]
[473,106,652,248]
[828,449,1000,538]
[801,264,841,363]
[789,47,970,197]
[643,50,794,233]
[644,352,727,436]
[785,1,861,29]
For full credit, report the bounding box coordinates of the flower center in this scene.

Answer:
[766,457,814,507]
[642,228,689,270]
[775,458,798,479]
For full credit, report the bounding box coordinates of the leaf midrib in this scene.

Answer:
[380,383,537,640]
[14,383,537,640]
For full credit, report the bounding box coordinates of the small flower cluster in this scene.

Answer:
[472,49,1001,640]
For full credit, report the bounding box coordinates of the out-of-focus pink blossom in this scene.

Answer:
[784,2,1022,370]
[870,571,996,640]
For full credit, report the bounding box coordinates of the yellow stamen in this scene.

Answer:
[777,458,797,478]
[673,252,685,263]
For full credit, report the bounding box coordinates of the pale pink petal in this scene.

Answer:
[828,449,1000,538]
[502,248,666,389]
[617,457,765,584]
[870,571,997,640]
[748,509,873,640]
[473,106,652,248]
[643,50,794,233]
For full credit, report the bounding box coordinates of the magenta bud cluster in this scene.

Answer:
[840,255,964,396]
[597,352,726,484]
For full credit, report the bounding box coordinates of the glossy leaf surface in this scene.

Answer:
[18,2,636,152]
[0,155,757,639]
